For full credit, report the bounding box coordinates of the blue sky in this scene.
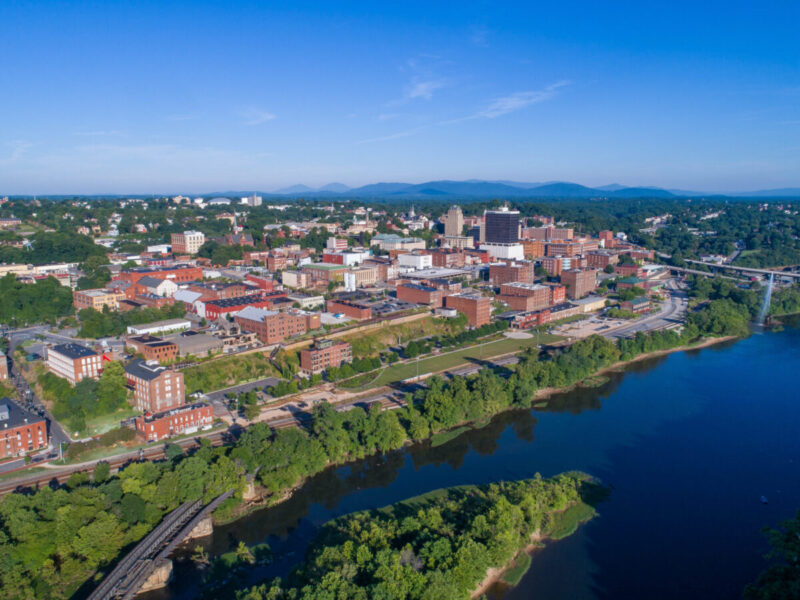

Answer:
[1,1,798,193]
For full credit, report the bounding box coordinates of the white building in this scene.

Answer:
[126,318,192,336]
[398,252,433,270]
[480,242,525,261]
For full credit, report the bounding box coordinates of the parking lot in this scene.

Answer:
[552,315,629,338]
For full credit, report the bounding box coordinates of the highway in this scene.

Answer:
[606,279,688,339]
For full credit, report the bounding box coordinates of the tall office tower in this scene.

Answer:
[484,206,520,244]
[444,205,464,236]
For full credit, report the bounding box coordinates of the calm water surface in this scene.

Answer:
[144,325,800,600]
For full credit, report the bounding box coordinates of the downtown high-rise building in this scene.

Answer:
[443,205,464,236]
[484,207,520,244]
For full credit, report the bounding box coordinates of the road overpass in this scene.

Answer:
[684,259,800,280]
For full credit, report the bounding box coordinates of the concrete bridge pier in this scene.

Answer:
[138,559,173,593]
[187,515,214,539]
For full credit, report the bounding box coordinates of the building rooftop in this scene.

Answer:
[570,295,606,306]
[124,358,169,381]
[501,282,548,291]
[0,399,45,429]
[235,306,278,322]
[137,276,167,288]
[141,401,209,421]
[204,294,267,309]
[128,318,192,331]
[398,283,437,292]
[404,267,470,280]
[50,343,97,359]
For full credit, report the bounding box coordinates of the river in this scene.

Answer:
[144,324,800,600]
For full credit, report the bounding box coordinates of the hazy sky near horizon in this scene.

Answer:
[1,1,799,194]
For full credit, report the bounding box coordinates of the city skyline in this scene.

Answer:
[1,1,799,193]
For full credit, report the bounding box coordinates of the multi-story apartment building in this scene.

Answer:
[170,230,205,255]
[73,288,126,311]
[528,226,574,241]
[124,359,185,413]
[521,240,545,259]
[586,251,619,269]
[234,306,321,344]
[489,261,535,286]
[299,339,353,374]
[428,248,466,268]
[561,268,599,299]
[281,270,311,289]
[0,401,47,459]
[497,282,553,312]
[46,343,104,384]
[445,292,491,327]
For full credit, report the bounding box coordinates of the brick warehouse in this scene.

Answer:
[0,401,47,459]
[300,339,353,374]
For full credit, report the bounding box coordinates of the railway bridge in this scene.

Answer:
[86,490,233,599]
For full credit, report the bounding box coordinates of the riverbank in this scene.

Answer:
[218,334,741,526]
[533,335,737,401]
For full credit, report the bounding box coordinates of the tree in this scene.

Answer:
[97,361,127,413]
[93,461,111,484]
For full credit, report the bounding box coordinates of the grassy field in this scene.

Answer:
[502,552,533,586]
[361,332,561,388]
[79,407,139,438]
[183,352,280,393]
[430,425,471,447]
[342,315,467,357]
[546,501,597,540]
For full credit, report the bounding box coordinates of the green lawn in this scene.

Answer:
[502,552,533,586]
[364,333,561,388]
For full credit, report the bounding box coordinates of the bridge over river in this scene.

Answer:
[86,490,233,600]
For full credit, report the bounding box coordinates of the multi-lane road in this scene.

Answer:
[606,279,688,339]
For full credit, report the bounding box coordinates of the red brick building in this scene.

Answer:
[445,293,491,327]
[561,268,598,299]
[396,283,444,307]
[0,401,47,459]
[0,353,8,381]
[201,294,277,321]
[124,359,185,413]
[614,264,647,278]
[326,299,373,320]
[126,335,179,363]
[186,281,252,301]
[117,265,203,286]
[300,339,353,374]
[427,248,466,268]
[45,343,108,384]
[135,402,213,442]
[586,251,619,269]
[234,306,321,344]
[539,256,565,276]
[489,261,535,286]
[497,282,552,312]
[521,240,545,259]
[245,273,277,292]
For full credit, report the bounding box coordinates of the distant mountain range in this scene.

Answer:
[249,180,800,199]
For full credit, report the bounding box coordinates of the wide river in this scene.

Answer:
[145,324,800,600]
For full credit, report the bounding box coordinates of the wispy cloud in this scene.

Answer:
[442,81,571,124]
[241,108,277,125]
[404,78,447,101]
[355,127,425,144]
